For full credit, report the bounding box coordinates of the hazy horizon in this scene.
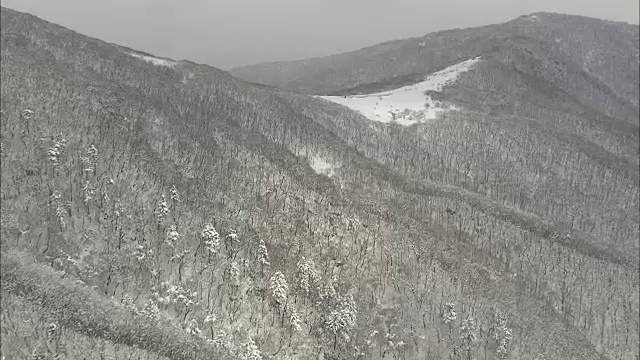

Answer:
[2,0,638,69]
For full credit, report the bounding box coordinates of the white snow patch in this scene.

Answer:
[310,157,339,177]
[317,57,481,126]
[128,52,177,67]
[182,72,195,84]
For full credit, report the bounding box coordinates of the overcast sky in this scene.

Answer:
[2,0,638,69]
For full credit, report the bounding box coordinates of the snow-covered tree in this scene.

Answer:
[201,224,220,254]
[493,310,513,359]
[22,109,34,120]
[50,191,66,229]
[257,239,270,267]
[139,299,161,322]
[154,194,169,223]
[287,303,302,332]
[121,293,139,314]
[82,181,95,203]
[319,280,337,300]
[269,271,289,308]
[296,256,321,296]
[226,229,239,243]
[114,200,124,218]
[165,225,180,248]
[459,315,477,360]
[170,184,180,203]
[158,281,198,309]
[46,322,58,337]
[184,318,202,337]
[442,302,459,359]
[208,330,235,355]
[321,292,358,349]
[47,134,67,167]
[227,261,240,287]
[203,313,217,325]
[81,145,98,173]
[30,349,44,360]
[443,302,457,324]
[224,229,241,257]
[239,336,262,360]
[171,249,190,262]
[382,325,406,357]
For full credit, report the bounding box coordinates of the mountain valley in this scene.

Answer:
[1,7,638,360]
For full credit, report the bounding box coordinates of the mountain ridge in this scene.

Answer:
[232,12,637,71]
[229,12,639,109]
[1,6,638,360]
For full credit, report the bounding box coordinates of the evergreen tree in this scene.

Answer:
[459,315,477,360]
[269,271,289,309]
[201,224,221,255]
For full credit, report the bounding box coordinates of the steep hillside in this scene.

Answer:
[232,12,640,267]
[230,13,639,107]
[1,7,638,360]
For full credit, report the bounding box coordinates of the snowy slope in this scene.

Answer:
[128,52,177,67]
[318,57,481,126]
[310,156,340,178]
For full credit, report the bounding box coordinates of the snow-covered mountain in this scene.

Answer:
[2,7,638,360]
[128,52,178,67]
[318,57,481,126]
[230,12,639,111]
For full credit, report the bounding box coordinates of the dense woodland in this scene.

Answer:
[1,7,638,360]
[230,12,639,109]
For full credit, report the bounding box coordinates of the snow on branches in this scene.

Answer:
[201,224,220,254]
[154,194,169,223]
[80,145,98,173]
[257,239,270,267]
[493,309,513,359]
[318,288,358,344]
[269,271,289,308]
[47,133,67,167]
[443,302,457,324]
[296,256,321,296]
[165,225,180,248]
[170,184,180,203]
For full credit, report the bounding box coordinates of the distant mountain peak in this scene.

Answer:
[317,57,482,126]
[1,7,638,360]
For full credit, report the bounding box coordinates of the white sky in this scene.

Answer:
[2,0,638,69]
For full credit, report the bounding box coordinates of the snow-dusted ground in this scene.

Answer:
[128,52,177,67]
[526,14,540,22]
[310,157,339,177]
[318,57,481,126]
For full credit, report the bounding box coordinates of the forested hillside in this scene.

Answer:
[1,7,638,360]
[230,12,639,106]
